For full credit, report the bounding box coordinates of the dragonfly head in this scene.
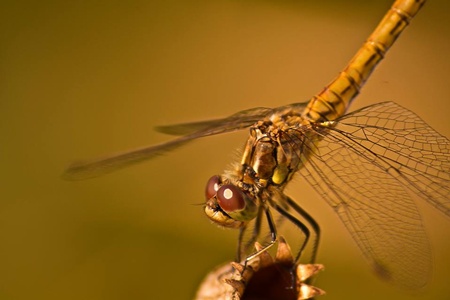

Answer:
[204,175,258,229]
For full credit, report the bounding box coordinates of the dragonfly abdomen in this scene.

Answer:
[303,0,426,122]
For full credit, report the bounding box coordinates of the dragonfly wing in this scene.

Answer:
[155,106,273,135]
[296,102,449,289]
[335,101,450,215]
[63,106,275,180]
[63,136,195,180]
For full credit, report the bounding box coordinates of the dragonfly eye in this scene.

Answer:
[205,175,221,199]
[216,184,246,213]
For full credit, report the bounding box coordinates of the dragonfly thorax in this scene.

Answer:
[241,120,307,187]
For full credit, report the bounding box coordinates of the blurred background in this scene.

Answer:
[1,0,449,299]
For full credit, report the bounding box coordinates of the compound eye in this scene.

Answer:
[205,175,221,199]
[216,184,246,213]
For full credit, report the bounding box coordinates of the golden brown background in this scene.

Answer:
[1,0,449,299]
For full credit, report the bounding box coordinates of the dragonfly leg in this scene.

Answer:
[271,202,311,262]
[270,201,318,288]
[285,196,321,263]
[271,196,320,263]
[244,207,278,264]
[236,207,264,262]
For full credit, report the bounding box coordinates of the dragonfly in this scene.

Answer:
[64,0,449,290]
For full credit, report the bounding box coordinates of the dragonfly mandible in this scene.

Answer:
[64,0,449,290]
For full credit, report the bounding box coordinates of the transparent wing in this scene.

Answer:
[294,102,449,289]
[63,106,274,180]
[155,106,273,135]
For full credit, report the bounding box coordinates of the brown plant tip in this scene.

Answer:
[195,237,325,300]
